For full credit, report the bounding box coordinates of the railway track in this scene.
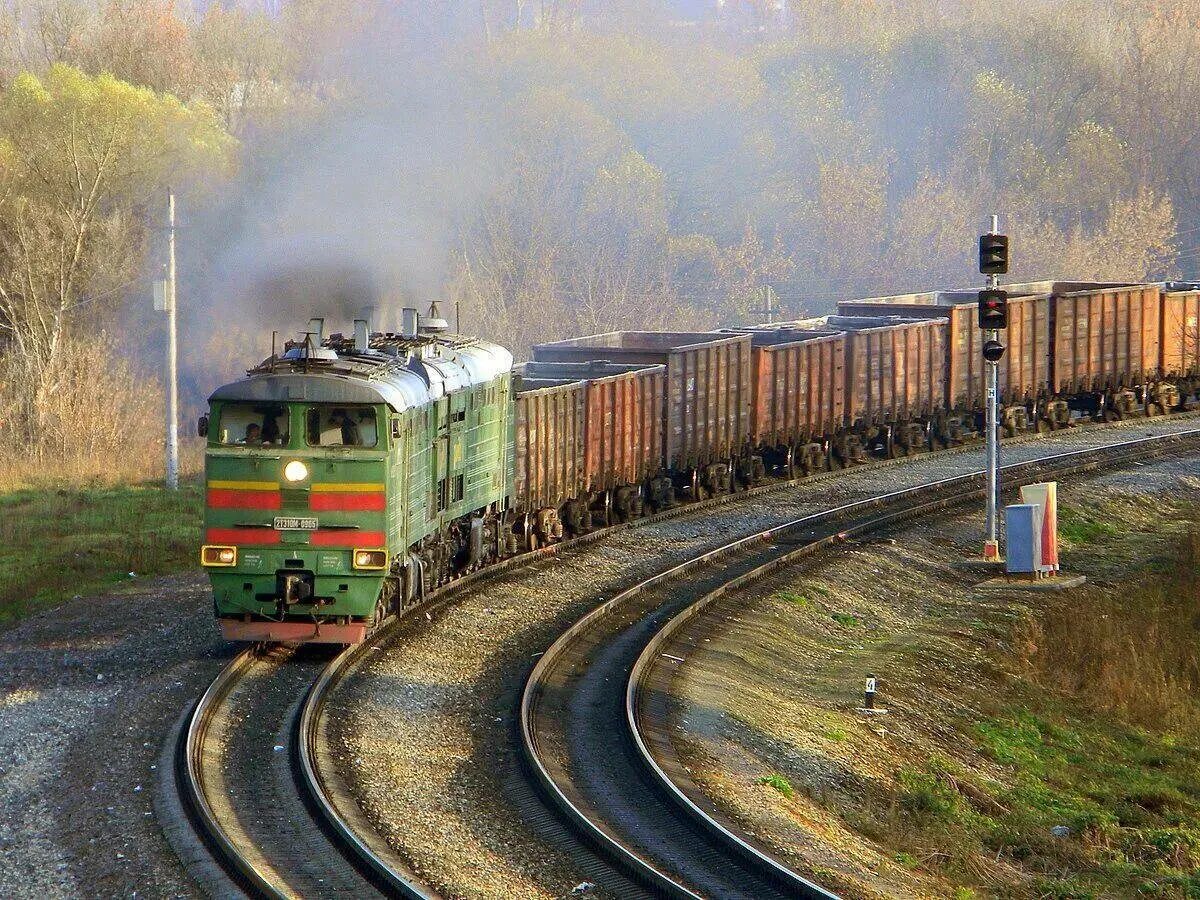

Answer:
[520,428,1200,900]
[175,642,429,899]
[172,414,1200,900]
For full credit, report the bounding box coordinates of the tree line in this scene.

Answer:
[0,0,1195,482]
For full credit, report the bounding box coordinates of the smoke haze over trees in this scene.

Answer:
[0,0,1197,480]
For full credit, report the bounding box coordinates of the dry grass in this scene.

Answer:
[1013,530,1200,730]
[0,333,205,489]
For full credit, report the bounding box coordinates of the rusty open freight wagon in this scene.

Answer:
[732,325,846,475]
[824,315,948,456]
[532,332,752,495]
[512,360,666,542]
[838,289,1052,431]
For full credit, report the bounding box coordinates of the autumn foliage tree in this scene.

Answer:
[0,65,234,472]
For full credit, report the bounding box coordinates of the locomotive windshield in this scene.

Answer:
[215,403,289,446]
[306,405,378,448]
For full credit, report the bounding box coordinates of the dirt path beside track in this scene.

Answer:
[0,574,227,900]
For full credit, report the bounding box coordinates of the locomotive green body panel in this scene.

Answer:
[201,331,514,643]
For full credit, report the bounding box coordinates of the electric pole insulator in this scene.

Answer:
[978,289,1009,330]
[978,233,1009,275]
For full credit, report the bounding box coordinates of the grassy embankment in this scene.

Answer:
[0,479,203,627]
[671,484,1200,899]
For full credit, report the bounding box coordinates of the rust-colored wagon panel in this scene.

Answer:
[516,360,667,505]
[839,290,1050,409]
[1048,284,1162,393]
[827,316,947,425]
[739,327,846,446]
[513,376,585,512]
[1163,289,1200,377]
[532,332,752,471]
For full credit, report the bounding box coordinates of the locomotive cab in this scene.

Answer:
[202,397,392,644]
[201,314,514,645]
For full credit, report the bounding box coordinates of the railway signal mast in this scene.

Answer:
[978,216,1009,560]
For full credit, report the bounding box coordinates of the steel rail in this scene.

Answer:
[175,412,1199,899]
[177,637,430,899]
[523,428,1200,900]
[296,639,436,899]
[176,646,288,900]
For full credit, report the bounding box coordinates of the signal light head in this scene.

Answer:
[982,340,1006,363]
[979,233,1009,275]
[978,289,1009,330]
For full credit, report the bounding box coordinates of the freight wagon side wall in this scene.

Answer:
[1052,286,1162,393]
[751,335,846,446]
[947,297,1050,409]
[845,321,946,425]
[667,336,752,469]
[584,369,666,490]
[1162,290,1200,377]
[513,383,586,512]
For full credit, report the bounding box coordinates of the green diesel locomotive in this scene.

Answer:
[200,311,513,643]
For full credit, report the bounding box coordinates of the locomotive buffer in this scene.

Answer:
[978,217,1009,561]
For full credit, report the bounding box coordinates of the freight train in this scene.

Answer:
[200,280,1200,643]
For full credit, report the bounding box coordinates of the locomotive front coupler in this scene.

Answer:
[276,571,315,606]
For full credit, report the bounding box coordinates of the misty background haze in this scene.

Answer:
[0,0,1196,481]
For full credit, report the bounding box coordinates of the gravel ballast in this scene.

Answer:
[0,573,229,899]
[329,419,1200,899]
[657,453,1200,899]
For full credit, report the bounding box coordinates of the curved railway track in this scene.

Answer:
[172,414,1200,900]
[520,428,1200,900]
[176,641,430,899]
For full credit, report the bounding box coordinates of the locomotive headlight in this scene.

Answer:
[201,545,237,567]
[353,549,387,570]
[283,459,309,483]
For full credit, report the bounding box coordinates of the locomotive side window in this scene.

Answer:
[305,406,378,448]
[216,403,289,446]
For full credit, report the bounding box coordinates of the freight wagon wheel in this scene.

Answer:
[1147,402,1164,417]
[1037,419,1051,435]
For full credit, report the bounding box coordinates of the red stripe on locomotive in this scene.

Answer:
[309,492,386,512]
[205,527,281,545]
[206,488,281,510]
[310,530,386,547]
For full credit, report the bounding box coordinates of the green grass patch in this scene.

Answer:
[831,612,861,627]
[1057,508,1120,547]
[773,590,814,608]
[758,773,795,798]
[0,479,203,626]
[974,703,1200,893]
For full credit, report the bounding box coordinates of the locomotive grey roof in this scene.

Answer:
[209,331,513,413]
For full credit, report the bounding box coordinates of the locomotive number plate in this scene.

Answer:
[274,516,318,531]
